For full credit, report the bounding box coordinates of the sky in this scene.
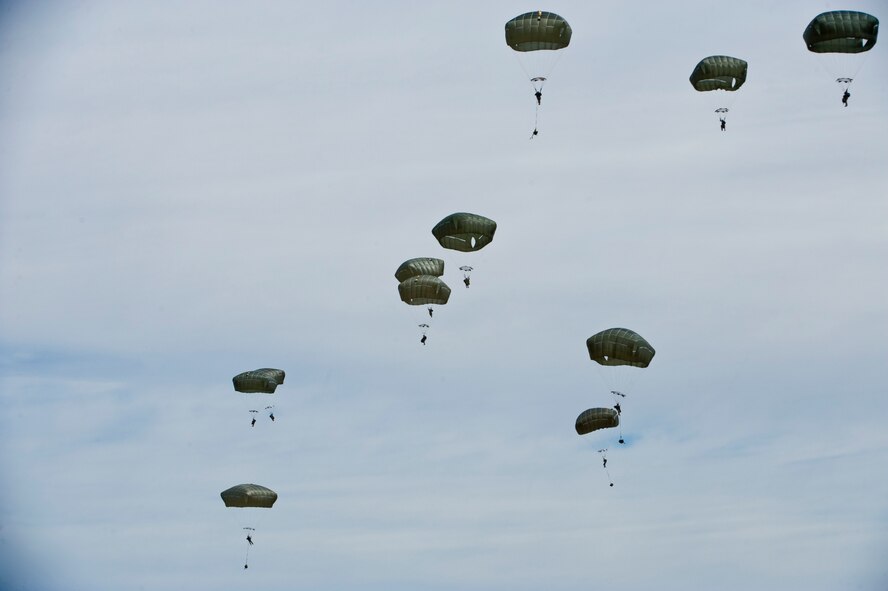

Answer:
[1,1,887,589]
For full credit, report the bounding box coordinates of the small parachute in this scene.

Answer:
[575,407,619,436]
[836,77,853,86]
[395,257,445,283]
[586,328,655,368]
[432,213,497,252]
[398,275,451,306]
[459,265,474,288]
[233,368,285,394]
[418,323,430,345]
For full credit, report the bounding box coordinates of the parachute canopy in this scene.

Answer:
[233,368,285,394]
[398,275,451,306]
[804,11,879,54]
[587,328,655,368]
[432,212,497,252]
[395,258,445,283]
[220,484,278,508]
[505,11,572,51]
[575,408,619,435]
[690,56,748,92]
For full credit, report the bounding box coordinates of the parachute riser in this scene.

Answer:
[812,49,873,90]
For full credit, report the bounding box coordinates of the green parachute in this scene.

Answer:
[689,55,748,92]
[586,328,654,447]
[232,368,285,394]
[804,11,879,99]
[586,328,655,368]
[505,11,571,135]
[432,212,496,253]
[690,55,747,124]
[398,275,451,306]
[505,11,572,52]
[575,408,620,436]
[221,483,278,508]
[395,257,445,283]
[233,369,283,426]
[221,484,277,569]
[396,259,451,341]
[804,11,879,54]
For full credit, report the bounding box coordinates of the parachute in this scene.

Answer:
[575,408,619,436]
[689,55,748,122]
[689,56,748,92]
[505,11,572,52]
[233,369,284,426]
[587,329,654,421]
[221,483,277,569]
[395,257,445,283]
[459,265,473,288]
[803,11,879,98]
[505,11,572,135]
[586,328,656,368]
[804,11,879,54]
[396,260,451,338]
[575,408,619,487]
[221,483,278,508]
[432,213,496,252]
[233,368,285,394]
[398,275,451,306]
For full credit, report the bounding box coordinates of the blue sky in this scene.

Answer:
[1,2,887,590]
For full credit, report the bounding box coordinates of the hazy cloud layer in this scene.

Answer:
[1,2,887,590]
